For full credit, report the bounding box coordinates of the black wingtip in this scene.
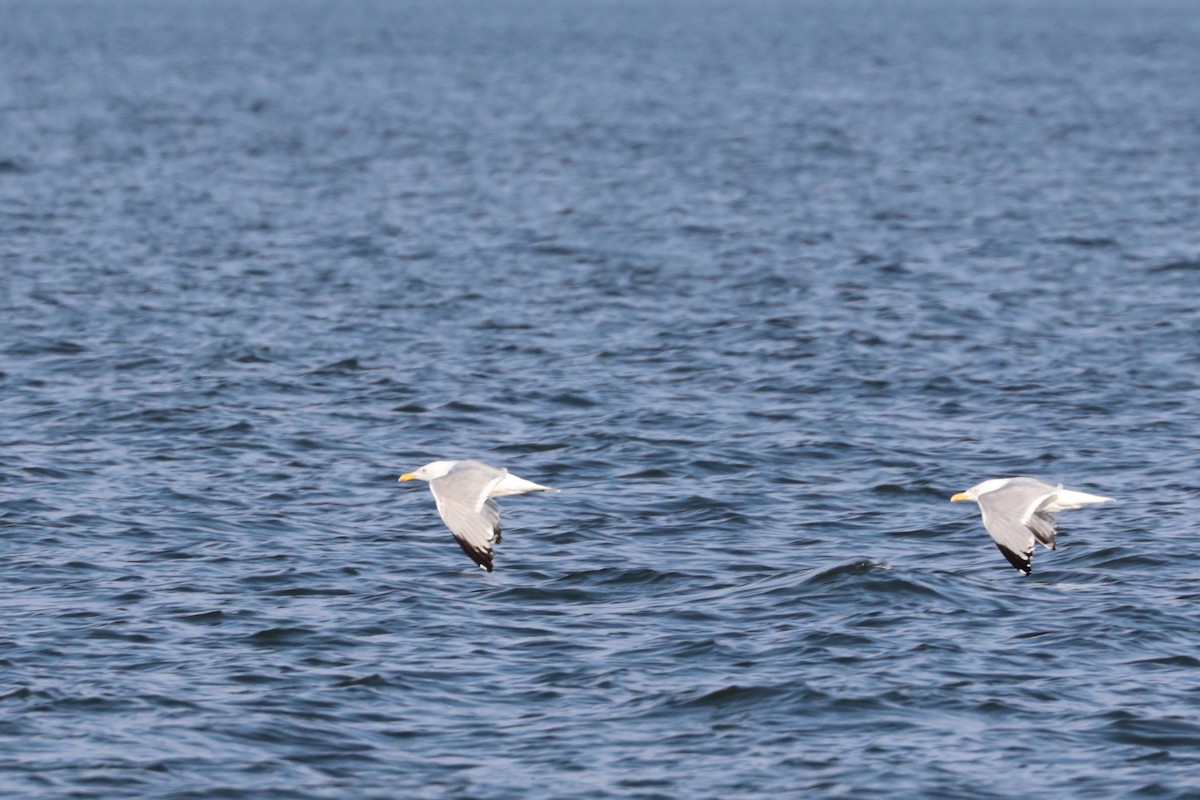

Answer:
[996,543,1032,575]
[453,536,494,573]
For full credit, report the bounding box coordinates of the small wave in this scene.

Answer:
[247,626,317,645]
[307,357,365,375]
[1149,259,1200,274]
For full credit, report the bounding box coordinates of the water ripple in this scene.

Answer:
[2,1,1200,798]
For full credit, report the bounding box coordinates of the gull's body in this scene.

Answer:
[951,477,1113,575]
[399,460,557,572]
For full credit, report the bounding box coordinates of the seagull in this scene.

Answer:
[398,460,558,572]
[951,477,1114,575]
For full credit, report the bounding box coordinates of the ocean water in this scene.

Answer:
[2,1,1200,797]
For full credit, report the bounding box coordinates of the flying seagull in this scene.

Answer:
[951,477,1113,575]
[399,460,558,572]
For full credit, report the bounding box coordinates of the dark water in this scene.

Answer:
[3,1,1200,797]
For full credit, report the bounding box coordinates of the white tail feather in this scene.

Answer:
[491,473,559,497]
[1043,490,1114,513]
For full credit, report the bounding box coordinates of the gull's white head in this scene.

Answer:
[950,478,1010,503]
[399,460,459,483]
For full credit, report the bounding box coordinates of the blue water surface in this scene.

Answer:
[2,1,1199,797]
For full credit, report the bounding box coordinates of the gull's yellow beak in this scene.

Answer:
[950,492,969,502]
[399,473,417,482]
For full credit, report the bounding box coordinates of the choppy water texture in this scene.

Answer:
[3,1,1200,797]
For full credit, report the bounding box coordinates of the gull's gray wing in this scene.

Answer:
[976,479,1059,575]
[428,463,506,572]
